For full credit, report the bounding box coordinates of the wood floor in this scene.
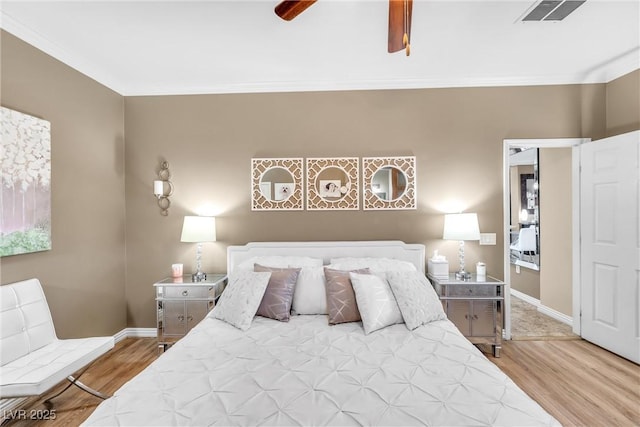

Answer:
[3,337,639,426]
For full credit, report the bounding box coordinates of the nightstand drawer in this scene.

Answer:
[445,285,497,298]
[164,286,210,299]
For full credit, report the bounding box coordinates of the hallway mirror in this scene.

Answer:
[508,147,540,270]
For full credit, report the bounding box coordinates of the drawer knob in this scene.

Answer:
[182,290,188,296]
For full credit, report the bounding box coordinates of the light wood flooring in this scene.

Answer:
[3,337,639,426]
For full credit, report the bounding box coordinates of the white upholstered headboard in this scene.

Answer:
[227,241,425,274]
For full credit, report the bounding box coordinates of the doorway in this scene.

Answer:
[502,138,587,340]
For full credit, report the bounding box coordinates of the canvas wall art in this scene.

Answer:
[1,107,52,256]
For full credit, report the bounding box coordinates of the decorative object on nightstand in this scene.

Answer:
[427,250,449,279]
[427,272,504,357]
[476,261,486,281]
[154,274,227,352]
[153,161,173,216]
[180,216,216,282]
[443,212,480,280]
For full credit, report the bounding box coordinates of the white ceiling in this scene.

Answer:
[1,0,638,96]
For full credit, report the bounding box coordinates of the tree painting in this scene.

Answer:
[1,107,51,257]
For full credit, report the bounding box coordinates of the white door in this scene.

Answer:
[580,130,639,363]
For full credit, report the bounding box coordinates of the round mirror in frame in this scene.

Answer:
[251,158,303,211]
[371,166,407,201]
[363,156,416,210]
[316,166,350,201]
[306,157,359,210]
[259,166,295,201]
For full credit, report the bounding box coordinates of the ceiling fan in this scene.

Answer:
[274,0,413,56]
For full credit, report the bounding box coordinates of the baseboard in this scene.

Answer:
[510,288,540,307]
[537,305,573,326]
[114,328,157,343]
[510,289,573,327]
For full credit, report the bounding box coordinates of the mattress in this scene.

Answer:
[83,314,559,426]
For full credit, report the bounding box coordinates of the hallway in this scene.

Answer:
[510,294,579,340]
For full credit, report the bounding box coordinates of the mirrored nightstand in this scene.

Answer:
[154,274,226,352]
[427,273,504,357]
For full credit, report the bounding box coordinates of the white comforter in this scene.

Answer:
[84,315,560,426]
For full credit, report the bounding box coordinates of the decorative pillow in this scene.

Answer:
[236,256,323,272]
[349,272,404,334]
[324,267,370,325]
[254,264,301,322]
[291,266,327,315]
[211,271,271,331]
[327,257,417,273]
[386,271,447,330]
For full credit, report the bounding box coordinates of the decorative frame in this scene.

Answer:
[306,157,359,210]
[1,107,52,256]
[251,158,303,211]
[363,156,416,210]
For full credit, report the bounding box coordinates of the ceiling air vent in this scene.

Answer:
[522,0,586,21]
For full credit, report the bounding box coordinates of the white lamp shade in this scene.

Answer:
[180,216,216,242]
[443,213,480,241]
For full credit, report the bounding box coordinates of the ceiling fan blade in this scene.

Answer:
[275,0,318,21]
[388,0,412,54]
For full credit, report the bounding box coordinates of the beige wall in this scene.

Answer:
[510,264,540,299]
[539,147,573,315]
[606,69,640,136]
[6,30,636,334]
[0,32,127,337]
[124,85,606,328]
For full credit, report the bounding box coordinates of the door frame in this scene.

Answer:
[502,138,589,339]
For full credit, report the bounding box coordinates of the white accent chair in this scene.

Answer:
[0,278,114,402]
[510,226,537,262]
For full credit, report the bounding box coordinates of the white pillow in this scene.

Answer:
[386,271,446,330]
[349,272,404,334]
[235,256,323,272]
[328,257,417,273]
[291,266,327,315]
[211,271,271,331]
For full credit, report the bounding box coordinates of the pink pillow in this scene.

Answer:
[324,267,370,325]
[254,264,301,322]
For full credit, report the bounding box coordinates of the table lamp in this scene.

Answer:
[180,216,216,281]
[443,212,480,280]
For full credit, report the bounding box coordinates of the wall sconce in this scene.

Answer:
[153,161,173,216]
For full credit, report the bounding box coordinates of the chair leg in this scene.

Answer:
[43,362,110,405]
[65,375,110,399]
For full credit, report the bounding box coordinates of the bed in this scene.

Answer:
[83,241,559,426]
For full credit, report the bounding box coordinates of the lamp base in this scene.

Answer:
[455,271,472,281]
[192,271,207,282]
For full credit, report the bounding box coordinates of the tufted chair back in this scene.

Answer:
[0,279,57,366]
